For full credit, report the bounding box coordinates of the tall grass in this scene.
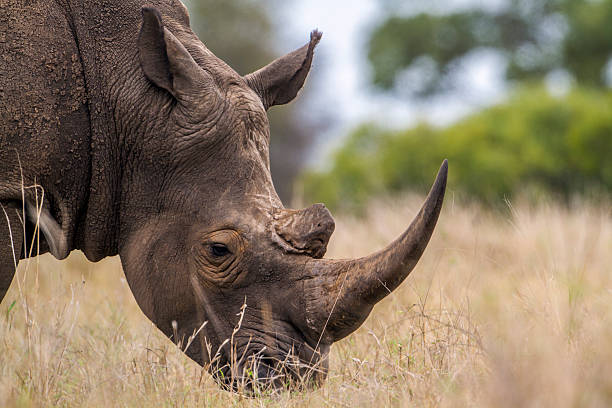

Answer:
[1,196,611,406]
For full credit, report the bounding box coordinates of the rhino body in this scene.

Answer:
[0,0,447,389]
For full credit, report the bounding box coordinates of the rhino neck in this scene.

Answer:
[64,0,141,261]
[67,0,184,261]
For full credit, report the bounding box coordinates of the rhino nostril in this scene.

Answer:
[257,361,276,381]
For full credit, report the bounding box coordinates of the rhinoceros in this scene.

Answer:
[0,0,447,389]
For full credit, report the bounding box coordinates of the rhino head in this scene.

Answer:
[77,7,447,390]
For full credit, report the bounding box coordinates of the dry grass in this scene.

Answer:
[1,196,612,407]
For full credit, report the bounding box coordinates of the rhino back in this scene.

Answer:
[0,0,91,243]
[1,0,201,261]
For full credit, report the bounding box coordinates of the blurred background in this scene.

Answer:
[183,0,612,209]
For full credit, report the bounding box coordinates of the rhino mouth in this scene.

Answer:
[213,354,303,391]
[210,324,327,391]
[212,350,324,391]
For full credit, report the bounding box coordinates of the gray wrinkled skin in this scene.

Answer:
[0,0,447,390]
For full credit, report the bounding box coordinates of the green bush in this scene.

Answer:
[301,88,612,210]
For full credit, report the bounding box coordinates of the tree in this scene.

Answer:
[302,88,612,210]
[368,0,612,97]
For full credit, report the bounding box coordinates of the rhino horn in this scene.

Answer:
[305,160,447,342]
[25,201,69,260]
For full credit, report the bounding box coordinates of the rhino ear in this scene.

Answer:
[138,7,203,100]
[245,30,322,110]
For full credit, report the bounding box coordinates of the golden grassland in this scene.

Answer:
[1,196,612,407]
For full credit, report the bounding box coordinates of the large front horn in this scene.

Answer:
[303,160,447,343]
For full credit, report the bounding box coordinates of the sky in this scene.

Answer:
[274,0,510,161]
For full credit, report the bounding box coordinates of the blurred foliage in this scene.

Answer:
[369,0,612,96]
[185,0,275,72]
[302,87,612,210]
[184,0,315,202]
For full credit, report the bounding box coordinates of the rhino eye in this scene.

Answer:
[210,243,231,257]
